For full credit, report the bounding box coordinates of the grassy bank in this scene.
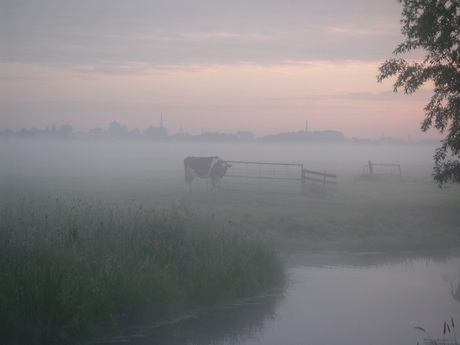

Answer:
[0,197,285,345]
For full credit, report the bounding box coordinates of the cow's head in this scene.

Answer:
[220,161,232,176]
[211,161,232,191]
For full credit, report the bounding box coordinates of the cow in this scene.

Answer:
[184,156,232,192]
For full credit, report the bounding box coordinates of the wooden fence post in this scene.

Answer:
[368,160,374,177]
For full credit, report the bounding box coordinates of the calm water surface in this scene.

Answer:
[100,252,460,345]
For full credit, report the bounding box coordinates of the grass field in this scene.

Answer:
[2,139,459,252]
[1,139,460,344]
[176,174,460,251]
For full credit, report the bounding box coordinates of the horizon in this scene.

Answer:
[1,0,443,141]
[1,119,442,143]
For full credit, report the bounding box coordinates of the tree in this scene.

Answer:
[107,121,128,139]
[377,0,460,186]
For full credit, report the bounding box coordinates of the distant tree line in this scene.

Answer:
[0,121,439,145]
[0,121,168,141]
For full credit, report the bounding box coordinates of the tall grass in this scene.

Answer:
[0,196,285,345]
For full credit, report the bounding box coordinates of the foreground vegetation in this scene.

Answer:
[0,196,285,345]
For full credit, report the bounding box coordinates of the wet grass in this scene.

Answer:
[0,196,285,345]
[182,175,460,252]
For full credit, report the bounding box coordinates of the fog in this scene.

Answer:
[1,138,437,186]
[2,138,459,345]
[1,138,438,203]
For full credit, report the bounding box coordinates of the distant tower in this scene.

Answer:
[305,120,308,133]
[160,113,164,128]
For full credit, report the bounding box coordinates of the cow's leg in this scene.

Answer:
[210,178,215,191]
[188,176,193,192]
[185,167,195,192]
[211,177,220,192]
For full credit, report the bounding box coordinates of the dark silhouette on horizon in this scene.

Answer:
[0,121,440,145]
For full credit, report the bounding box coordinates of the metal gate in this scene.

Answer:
[223,160,305,194]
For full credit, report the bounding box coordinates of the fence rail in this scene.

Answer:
[224,160,337,194]
[303,169,338,189]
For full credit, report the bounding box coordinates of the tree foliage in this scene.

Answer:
[377,0,460,186]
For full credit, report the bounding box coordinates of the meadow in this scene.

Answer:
[1,138,460,344]
[4,138,457,251]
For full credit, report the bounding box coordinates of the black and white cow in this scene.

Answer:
[184,156,232,192]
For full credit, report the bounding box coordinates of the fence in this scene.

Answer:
[223,160,337,194]
[362,160,402,180]
[302,169,338,193]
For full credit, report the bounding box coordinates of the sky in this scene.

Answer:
[0,0,442,140]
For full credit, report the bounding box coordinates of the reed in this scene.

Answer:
[416,318,458,345]
[0,196,285,345]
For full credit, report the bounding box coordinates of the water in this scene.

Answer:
[99,252,460,345]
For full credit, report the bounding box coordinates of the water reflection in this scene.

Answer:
[91,292,284,345]
[282,249,459,269]
[279,251,460,345]
[92,251,460,345]
[450,272,460,303]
